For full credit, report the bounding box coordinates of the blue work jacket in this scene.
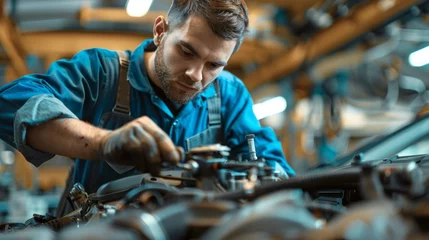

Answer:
[0,40,295,193]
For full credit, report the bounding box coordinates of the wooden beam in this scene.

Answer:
[5,64,18,83]
[38,166,70,190]
[247,0,321,9]
[310,48,364,81]
[72,6,288,68]
[78,6,281,33]
[21,31,152,56]
[0,7,29,77]
[0,0,4,18]
[0,19,29,77]
[20,31,287,68]
[242,0,420,90]
[0,54,8,63]
[231,38,287,67]
[43,54,63,70]
[14,151,34,189]
[247,0,324,16]
[417,105,429,118]
[79,7,165,25]
[4,17,27,58]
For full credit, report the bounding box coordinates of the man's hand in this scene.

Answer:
[97,116,183,175]
[27,116,182,175]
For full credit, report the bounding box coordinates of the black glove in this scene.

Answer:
[97,116,183,176]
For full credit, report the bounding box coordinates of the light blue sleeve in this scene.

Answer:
[14,95,78,167]
[0,48,118,167]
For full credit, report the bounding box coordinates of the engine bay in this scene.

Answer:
[1,144,429,240]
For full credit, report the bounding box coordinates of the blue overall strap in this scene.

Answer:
[207,80,221,127]
[113,51,131,115]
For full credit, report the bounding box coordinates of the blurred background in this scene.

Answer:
[0,0,428,222]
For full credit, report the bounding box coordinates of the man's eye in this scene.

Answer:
[181,48,193,56]
[210,63,220,68]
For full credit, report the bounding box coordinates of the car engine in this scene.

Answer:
[1,141,428,240]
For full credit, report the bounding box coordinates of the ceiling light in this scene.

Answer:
[409,45,429,67]
[126,0,153,17]
[253,96,287,120]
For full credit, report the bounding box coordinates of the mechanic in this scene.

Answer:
[0,0,295,198]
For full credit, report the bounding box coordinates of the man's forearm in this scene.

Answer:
[27,118,110,160]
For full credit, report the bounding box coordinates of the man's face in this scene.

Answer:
[154,15,236,104]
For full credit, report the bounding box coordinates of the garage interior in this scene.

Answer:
[0,0,428,239]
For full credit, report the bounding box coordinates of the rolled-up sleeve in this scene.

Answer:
[0,48,116,167]
[14,94,78,166]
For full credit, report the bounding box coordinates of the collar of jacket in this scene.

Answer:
[128,39,217,101]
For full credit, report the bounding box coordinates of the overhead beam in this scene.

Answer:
[14,152,34,189]
[417,105,429,118]
[231,38,287,67]
[0,54,8,63]
[73,6,288,68]
[5,64,18,83]
[43,54,63,70]
[20,31,287,69]
[246,0,321,9]
[21,31,151,57]
[78,5,281,31]
[310,48,364,81]
[0,18,29,78]
[79,7,164,25]
[0,1,29,78]
[247,0,324,15]
[4,17,27,60]
[242,0,421,90]
[0,0,4,18]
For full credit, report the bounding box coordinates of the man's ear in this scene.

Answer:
[153,16,168,46]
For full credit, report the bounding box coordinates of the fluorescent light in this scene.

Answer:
[126,0,153,17]
[409,45,429,67]
[253,96,287,120]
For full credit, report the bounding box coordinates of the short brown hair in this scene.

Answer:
[167,0,249,53]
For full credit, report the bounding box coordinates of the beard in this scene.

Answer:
[154,40,203,105]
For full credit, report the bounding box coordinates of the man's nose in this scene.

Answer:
[185,63,204,82]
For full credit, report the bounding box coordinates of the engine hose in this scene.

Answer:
[213,167,362,201]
